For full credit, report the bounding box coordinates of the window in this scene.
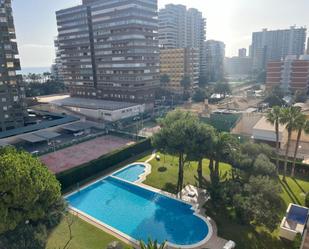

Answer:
[8,71,16,76]
[7,62,14,68]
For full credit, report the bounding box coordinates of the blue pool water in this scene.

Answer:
[67,176,209,246]
[287,205,309,224]
[113,164,146,182]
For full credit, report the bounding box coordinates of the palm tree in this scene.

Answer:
[212,132,239,184]
[266,106,282,172]
[291,113,306,177]
[280,106,303,181]
[139,239,166,249]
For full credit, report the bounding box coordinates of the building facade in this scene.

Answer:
[251,26,307,72]
[160,48,199,94]
[224,56,252,78]
[158,4,187,49]
[56,0,159,108]
[204,40,225,82]
[0,0,27,132]
[158,4,206,78]
[51,38,64,83]
[238,48,247,58]
[266,55,309,94]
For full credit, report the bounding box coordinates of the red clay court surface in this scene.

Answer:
[40,135,134,174]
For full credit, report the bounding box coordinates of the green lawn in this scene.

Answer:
[144,153,231,193]
[47,152,309,249]
[46,214,130,249]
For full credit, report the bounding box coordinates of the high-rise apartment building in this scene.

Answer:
[160,48,199,94]
[204,40,225,82]
[56,0,159,108]
[251,26,307,71]
[0,0,27,132]
[51,38,64,83]
[158,4,187,49]
[238,48,247,58]
[307,37,309,55]
[158,4,206,78]
[266,55,309,94]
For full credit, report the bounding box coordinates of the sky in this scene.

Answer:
[12,0,309,68]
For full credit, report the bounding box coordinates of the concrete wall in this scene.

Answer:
[65,105,145,122]
[291,131,309,143]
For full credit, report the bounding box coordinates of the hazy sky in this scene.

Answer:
[12,0,309,68]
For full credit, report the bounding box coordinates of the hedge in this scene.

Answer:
[56,138,152,191]
[273,158,309,176]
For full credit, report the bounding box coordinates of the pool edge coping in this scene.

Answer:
[65,162,214,249]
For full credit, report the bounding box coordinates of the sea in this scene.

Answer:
[20,67,51,75]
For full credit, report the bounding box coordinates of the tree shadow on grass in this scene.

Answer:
[279,179,301,205]
[193,175,211,189]
[292,178,306,194]
[163,182,177,194]
[158,167,167,172]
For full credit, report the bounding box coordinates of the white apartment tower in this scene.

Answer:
[158,4,206,79]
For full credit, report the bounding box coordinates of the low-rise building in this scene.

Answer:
[160,48,199,94]
[266,55,309,94]
[47,96,145,122]
[252,116,287,148]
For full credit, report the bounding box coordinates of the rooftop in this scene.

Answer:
[39,95,141,111]
[0,111,79,139]
[253,116,286,132]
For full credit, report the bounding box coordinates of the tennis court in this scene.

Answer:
[41,135,134,173]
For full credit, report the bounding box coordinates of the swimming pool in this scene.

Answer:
[113,164,146,182]
[66,165,212,248]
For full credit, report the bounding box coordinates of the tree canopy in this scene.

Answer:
[192,88,207,102]
[214,82,231,98]
[153,110,200,195]
[0,147,63,234]
[233,176,282,230]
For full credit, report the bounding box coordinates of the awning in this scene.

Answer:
[20,131,60,143]
[20,133,46,143]
[62,122,94,132]
[34,131,60,140]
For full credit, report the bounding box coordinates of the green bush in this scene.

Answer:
[56,139,152,191]
[292,233,302,249]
